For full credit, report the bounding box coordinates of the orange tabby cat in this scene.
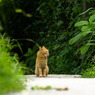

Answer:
[35,46,49,77]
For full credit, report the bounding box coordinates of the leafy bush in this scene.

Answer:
[69,9,95,77]
[1,0,95,75]
[82,65,95,78]
[20,0,84,74]
[22,46,38,74]
[0,34,24,95]
[69,12,95,55]
[81,55,95,78]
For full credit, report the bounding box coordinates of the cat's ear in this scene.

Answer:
[42,46,45,48]
[39,46,43,51]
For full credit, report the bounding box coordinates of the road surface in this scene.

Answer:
[8,75,95,95]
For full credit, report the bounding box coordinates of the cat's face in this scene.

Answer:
[40,46,49,57]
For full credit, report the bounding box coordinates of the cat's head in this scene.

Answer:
[39,46,49,57]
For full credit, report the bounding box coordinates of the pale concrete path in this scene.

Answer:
[9,75,95,95]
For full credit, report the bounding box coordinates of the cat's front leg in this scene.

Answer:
[39,68,42,77]
[43,68,47,77]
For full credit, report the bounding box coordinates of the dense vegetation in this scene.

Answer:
[1,3,95,95]
[0,34,24,95]
[14,0,95,75]
[0,1,25,94]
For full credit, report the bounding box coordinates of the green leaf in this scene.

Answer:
[16,41,23,54]
[79,8,94,16]
[80,44,90,55]
[81,26,92,36]
[89,14,95,23]
[69,33,82,45]
[24,13,32,17]
[92,31,95,35]
[92,22,95,25]
[75,21,89,27]
[81,26,91,32]
[0,0,2,2]
[82,31,92,36]
[89,40,95,42]
[87,43,95,45]
[15,9,32,18]
[15,9,23,13]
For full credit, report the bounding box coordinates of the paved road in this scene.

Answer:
[9,75,95,95]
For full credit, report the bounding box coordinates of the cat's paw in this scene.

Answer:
[39,75,42,77]
[43,75,46,77]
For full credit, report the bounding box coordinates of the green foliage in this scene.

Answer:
[69,12,95,55]
[74,21,89,27]
[32,0,83,74]
[79,7,94,16]
[23,46,38,74]
[69,33,82,45]
[0,34,24,95]
[19,0,95,75]
[15,9,32,17]
[80,44,90,55]
[89,14,95,23]
[1,0,95,76]
[82,65,95,78]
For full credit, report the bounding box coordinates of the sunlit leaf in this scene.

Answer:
[82,31,92,36]
[15,9,32,18]
[81,26,91,32]
[69,33,82,45]
[89,40,95,42]
[0,0,2,3]
[92,22,95,25]
[15,9,23,13]
[89,14,95,23]
[80,44,90,55]
[75,21,89,27]
[87,43,95,45]
[25,13,32,17]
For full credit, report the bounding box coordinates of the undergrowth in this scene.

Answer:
[0,34,24,95]
[82,65,95,78]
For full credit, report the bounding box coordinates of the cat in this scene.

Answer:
[35,46,49,77]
